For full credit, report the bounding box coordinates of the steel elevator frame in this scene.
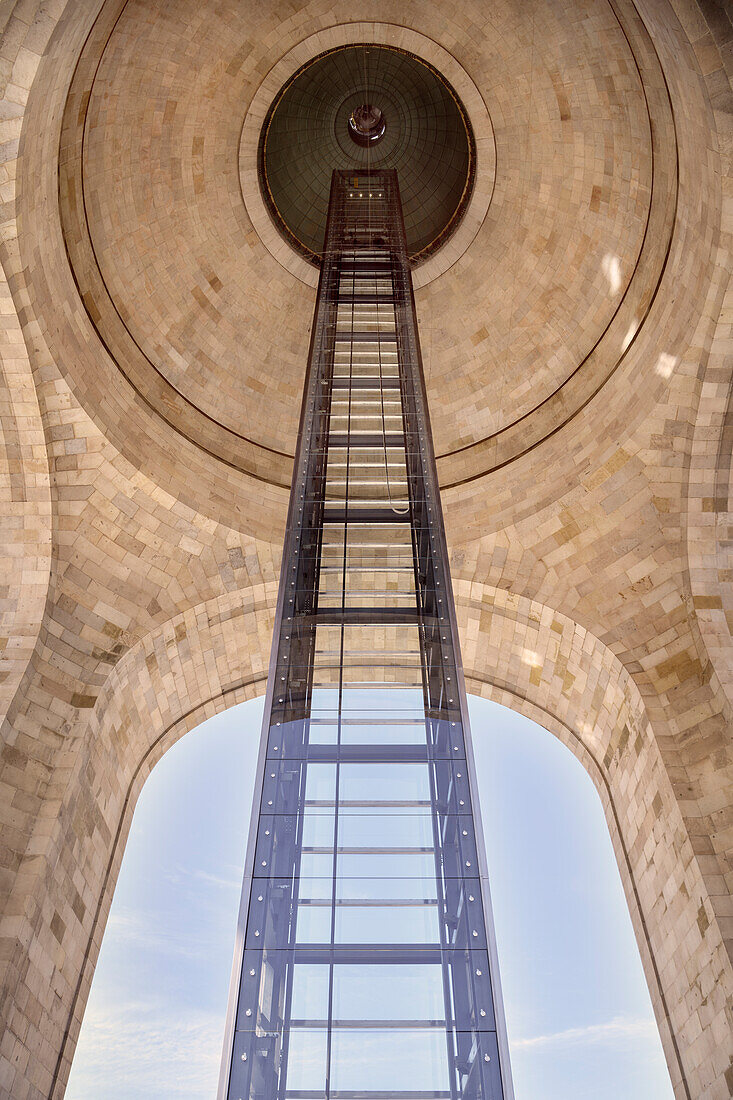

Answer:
[219,170,513,1100]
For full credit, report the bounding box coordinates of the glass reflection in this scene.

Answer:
[223,171,508,1100]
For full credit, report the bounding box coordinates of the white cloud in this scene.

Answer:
[105,909,212,961]
[163,862,243,892]
[183,866,243,890]
[510,1015,658,1051]
[66,999,224,1100]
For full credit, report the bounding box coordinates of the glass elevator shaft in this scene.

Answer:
[220,170,513,1100]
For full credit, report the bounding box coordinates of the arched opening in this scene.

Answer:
[65,695,672,1099]
[0,1,727,1097]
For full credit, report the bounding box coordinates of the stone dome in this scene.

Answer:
[54,2,675,516]
[2,5,732,1100]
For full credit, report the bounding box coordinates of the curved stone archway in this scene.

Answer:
[0,584,727,1099]
[0,253,52,728]
[687,267,733,712]
[0,0,731,1098]
[457,584,733,1099]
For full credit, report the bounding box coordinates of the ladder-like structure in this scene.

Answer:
[219,170,513,1100]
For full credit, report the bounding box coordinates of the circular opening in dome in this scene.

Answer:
[258,44,476,268]
[348,104,386,147]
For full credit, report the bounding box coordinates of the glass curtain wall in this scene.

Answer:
[220,170,512,1100]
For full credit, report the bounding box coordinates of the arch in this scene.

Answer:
[0,252,52,728]
[0,2,731,1100]
[65,692,676,1099]
[677,0,733,714]
[686,202,733,714]
[0,584,727,1098]
[456,585,728,1099]
[687,279,733,708]
[0,0,54,728]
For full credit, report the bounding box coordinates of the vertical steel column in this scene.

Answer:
[219,170,513,1100]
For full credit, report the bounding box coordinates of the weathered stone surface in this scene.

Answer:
[0,0,730,1098]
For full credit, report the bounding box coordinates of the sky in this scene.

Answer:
[64,695,674,1100]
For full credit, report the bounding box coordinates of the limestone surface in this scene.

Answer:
[0,1,731,1098]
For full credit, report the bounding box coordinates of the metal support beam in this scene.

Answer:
[219,170,513,1100]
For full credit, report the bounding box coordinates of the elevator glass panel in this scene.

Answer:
[220,170,512,1100]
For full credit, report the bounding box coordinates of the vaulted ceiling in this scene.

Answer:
[0,3,731,1098]
[47,0,686,528]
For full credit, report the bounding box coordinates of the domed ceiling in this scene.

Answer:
[259,45,475,265]
[48,0,677,527]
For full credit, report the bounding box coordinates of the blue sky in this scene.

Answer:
[65,696,674,1100]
